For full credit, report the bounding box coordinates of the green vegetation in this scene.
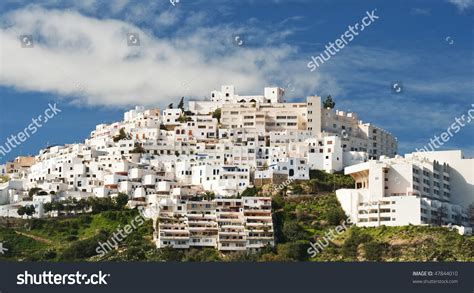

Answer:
[308,170,355,192]
[0,209,154,261]
[28,187,42,198]
[176,115,188,123]
[323,95,335,109]
[202,191,216,200]
[241,186,259,197]
[130,143,146,154]
[212,108,221,123]
[177,97,185,111]
[1,170,472,262]
[17,205,36,218]
[113,128,128,142]
[42,194,129,216]
[0,175,9,183]
[323,225,474,262]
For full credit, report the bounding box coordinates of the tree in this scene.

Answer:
[17,205,35,218]
[25,205,36,218]
[17,206,26,218]
[176,115,187,123]
[326,208,346,226]
[212,108,221,123]
[158,246,184,261]
[323,95,335,109]
[130,143,146,154]
[241,186,258,197]
[113,128,127,142]
[77,198,89,213]
[65,198,77,215]
[115,193,129,209]
[281,221,307,242]
[28,187,42,198]
[178,97,185,111]
[53,201,65,216]
[202,191,215,200]
[43,202,53,215]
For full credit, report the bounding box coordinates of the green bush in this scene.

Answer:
[282,220,308,242]
[363,241,386,261]
[326,208,346,226]
[342,228,372,259]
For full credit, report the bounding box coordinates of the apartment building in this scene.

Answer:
[188,85,285,115]
[221,102,308,132]
[336,150,473,234]
[155,196,274,251]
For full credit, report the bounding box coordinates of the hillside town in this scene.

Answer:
[0,85,472,253]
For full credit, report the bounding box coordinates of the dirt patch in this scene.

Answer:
[15,231,53,244]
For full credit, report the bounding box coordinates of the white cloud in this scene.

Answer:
[0,7,336,108]
[109,0,130,14]
[447,0,474,11]
[155,10,180,27]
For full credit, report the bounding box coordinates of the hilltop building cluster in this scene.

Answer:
[0,84,471,248]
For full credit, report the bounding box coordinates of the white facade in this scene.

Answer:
[156,196,274,251]
[336,151,473,233]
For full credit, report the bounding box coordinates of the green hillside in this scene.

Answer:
[268,194,474,262]
[0,178,472,262]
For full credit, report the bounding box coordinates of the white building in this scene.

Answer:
[336,150,473,234]
[156,196,274,251]
[189,85,285,115]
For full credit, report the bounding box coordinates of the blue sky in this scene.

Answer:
[0,0,473,163]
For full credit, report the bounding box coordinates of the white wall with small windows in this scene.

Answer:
[336,150,472,230]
